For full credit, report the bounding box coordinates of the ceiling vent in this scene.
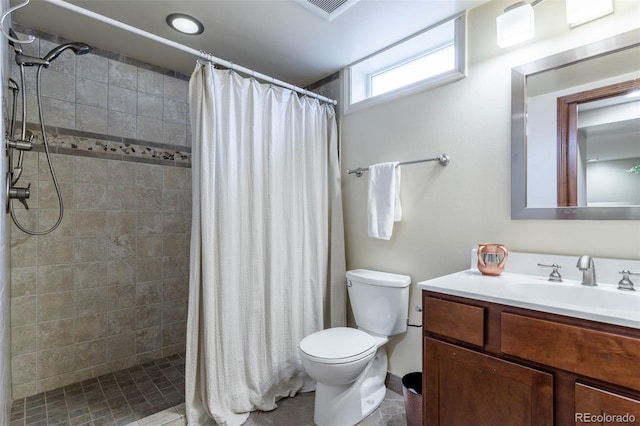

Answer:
[296,0,360,20]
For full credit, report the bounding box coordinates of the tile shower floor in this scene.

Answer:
[10,354,186,426]
[10,352,406,426]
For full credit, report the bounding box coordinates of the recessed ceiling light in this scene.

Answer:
[166,13,204,35]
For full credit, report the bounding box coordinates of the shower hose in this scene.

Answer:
[9,63,64,235]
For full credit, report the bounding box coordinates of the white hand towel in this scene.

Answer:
[368,162,402,240]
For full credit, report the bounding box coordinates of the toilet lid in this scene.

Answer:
[299,327,376,360]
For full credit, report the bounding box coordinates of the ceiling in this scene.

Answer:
[10,0,488,87]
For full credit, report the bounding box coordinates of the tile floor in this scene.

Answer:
[246,389,407,426]
[10,351,407,426]
[125,389,406,426]
[10,354,185,426]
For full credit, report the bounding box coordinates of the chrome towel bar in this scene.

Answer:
[347,154,450,177]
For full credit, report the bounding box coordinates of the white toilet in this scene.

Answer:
[299,269,410,426]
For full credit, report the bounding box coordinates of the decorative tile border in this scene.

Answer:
[22,124,191,168]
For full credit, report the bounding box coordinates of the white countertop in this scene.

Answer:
[418,268,640,329]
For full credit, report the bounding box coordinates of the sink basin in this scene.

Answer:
[506,282,640,314]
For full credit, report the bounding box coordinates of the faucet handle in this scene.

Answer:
[538,263,562,282]
[8,182,30,210]
[618,270,639,291]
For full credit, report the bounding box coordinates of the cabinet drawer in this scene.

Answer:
[424,296,484,347]
[575,383,640,425]
[501,313,640,391]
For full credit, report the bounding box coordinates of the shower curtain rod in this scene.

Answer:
[38,0,338,105]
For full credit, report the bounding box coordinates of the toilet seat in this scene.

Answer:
[299,327,376,364]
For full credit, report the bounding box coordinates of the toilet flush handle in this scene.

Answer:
[346,279,352,287]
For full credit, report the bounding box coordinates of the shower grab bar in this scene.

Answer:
[347,154,450,177]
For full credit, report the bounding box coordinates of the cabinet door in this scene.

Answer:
[424,337,553,426]
[575,383,640,425]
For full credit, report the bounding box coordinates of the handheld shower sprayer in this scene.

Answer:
[15,42,91,67]
[43,42,91,62]
[7,35,92,235]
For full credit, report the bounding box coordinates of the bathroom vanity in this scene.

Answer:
[418,252,640,425]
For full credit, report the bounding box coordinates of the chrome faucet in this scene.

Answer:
[576,255,597,286]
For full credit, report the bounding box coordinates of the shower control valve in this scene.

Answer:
[7,180,30,210]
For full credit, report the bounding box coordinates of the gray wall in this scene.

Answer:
[8,27,191,399]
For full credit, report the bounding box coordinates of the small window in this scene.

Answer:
[345,13,466,113]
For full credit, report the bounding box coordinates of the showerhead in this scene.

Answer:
[43,42,91,63]
[15,42,92,68]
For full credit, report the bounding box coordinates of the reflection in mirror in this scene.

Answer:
[511,29,640,219]
[557,79,640,207]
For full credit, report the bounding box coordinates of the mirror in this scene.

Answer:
[511,29,640,219]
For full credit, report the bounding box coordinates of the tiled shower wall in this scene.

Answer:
[8,26,191,400]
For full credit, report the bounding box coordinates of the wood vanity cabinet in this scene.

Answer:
[422,291,640,426]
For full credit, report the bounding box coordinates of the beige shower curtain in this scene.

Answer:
[186,62,345,426]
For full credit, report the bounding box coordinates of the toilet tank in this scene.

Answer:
[346,269,410,337]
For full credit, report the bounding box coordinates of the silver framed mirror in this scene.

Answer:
[511,29,640,220]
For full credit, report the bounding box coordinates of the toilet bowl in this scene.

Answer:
[298,269,410,426]
[299,327,389,426]
[299,327,378,385]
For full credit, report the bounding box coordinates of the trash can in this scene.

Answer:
[402,372,422,426]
